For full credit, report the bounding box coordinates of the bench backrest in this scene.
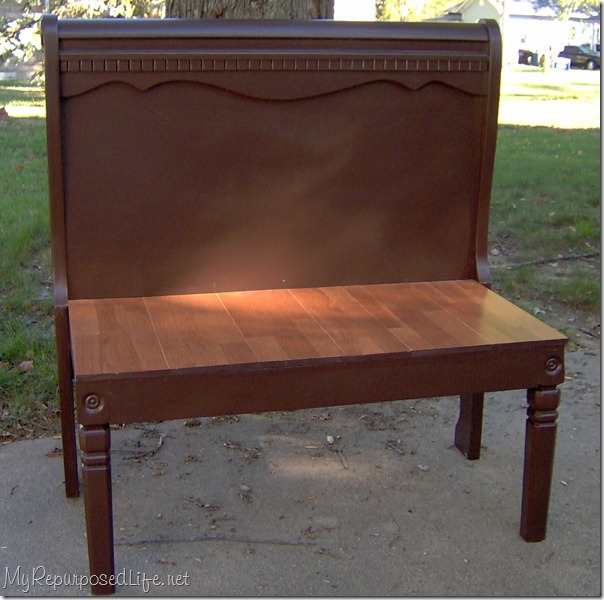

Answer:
[43,16,501,301]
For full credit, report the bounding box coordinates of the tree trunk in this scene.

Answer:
[165,0,334,19]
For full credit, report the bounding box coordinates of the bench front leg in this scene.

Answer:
[79,424,115,594]
[520,386,560,542]
[455,393,484,460]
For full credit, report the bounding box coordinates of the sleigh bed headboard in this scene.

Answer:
[43,16,501,301]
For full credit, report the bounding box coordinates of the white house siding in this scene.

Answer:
[506,15,568,62]
[505,0,600,62]
[462,0,500,23]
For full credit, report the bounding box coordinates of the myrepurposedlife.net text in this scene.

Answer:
[4,565,191,593]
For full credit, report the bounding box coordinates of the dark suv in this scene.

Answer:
[558,45,600,70]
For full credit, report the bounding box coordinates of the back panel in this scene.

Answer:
[44,18,501,299]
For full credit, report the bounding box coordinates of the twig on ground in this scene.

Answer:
[183,496,221,511]
[335,448,348,469]
[121,431,165,460]
[386,441,405,456]
[492,251,600,269]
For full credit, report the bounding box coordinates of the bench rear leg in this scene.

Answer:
[80,424,115,595]
[455,393,484,460]
[55,307,79,498]
[520,386,560,542]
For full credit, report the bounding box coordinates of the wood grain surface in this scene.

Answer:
[69,281,567,377]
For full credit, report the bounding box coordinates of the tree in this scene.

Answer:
[529,0,600,18]
[0,0,157,71]
[165,0,333,19]
[1,0,335,74]
[376,0,452,21]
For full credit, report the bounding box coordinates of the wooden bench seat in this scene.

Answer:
[68,281,565,428]
[70,281,564,377]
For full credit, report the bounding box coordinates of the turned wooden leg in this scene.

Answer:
[455,393,484,460]
[80,424,115,595]
[520,387,560,542]
[55,307,79,498]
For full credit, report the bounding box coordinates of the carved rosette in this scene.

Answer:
[83,393,104,414]
[545,356,563,377]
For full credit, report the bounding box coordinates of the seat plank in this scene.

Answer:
[415,281,567,344]
[68,298,168,376]
[218,289,342,362]
[290,286,410,355]
[346,283,491,351]
[144,294,257,369]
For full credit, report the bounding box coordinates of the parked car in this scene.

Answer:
[557,45,600,70]
[518,48,539,66]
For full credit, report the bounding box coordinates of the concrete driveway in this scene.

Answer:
[1,348,600,596]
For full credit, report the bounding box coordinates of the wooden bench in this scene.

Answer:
[42,16,567,595]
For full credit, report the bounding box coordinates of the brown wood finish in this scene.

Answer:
[455,393,485,460]
[520,387,561,542]
[55,19,495,300]
[55,306,79,497]
[75,342,565,429]
[79,425,115,595]
[42,16,567,594]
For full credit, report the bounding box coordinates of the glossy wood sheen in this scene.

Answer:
[69,281,565,378]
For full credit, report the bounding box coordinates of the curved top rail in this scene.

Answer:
[44,14,492,43]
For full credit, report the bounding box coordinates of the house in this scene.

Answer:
[430,0,501,23]
[432,0,600,65]
[503,0,600,63]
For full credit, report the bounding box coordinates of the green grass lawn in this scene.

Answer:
[500,65,601,101]
[0,81,46,117]
[0,116,57,439]
[492,66,600,320]
[491,125,600,316]
[0,67,600,439]
[498,65,600,129]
